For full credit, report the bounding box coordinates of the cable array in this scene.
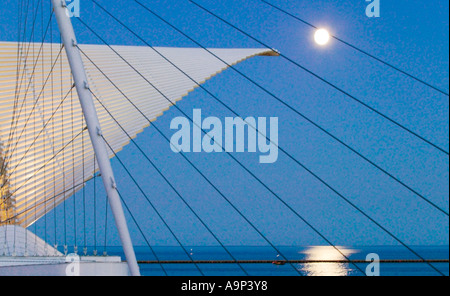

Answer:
[0,0,447,276]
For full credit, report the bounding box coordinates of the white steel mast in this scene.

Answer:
[50,0,140,276]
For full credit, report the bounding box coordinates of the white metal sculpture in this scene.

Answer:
[0,0,277,276]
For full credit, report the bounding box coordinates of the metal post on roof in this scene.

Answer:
[50,0,140,276]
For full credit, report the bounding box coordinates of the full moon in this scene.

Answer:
[314,29,330,46]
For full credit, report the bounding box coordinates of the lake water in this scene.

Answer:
[101,245,449,276]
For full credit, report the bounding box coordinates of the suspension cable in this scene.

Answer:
[259,0,450,97]
[187,0,449,156]
[90,89,250,275]
[101,137,206,276]
[82,1,445,275]
[130,0,449,216]
[116,189,169,276]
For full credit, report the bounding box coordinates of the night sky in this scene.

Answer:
[1,0,448,249]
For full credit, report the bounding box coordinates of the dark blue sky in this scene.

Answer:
[1,0,448,248]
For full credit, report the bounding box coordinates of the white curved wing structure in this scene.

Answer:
[0,42,277,227]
